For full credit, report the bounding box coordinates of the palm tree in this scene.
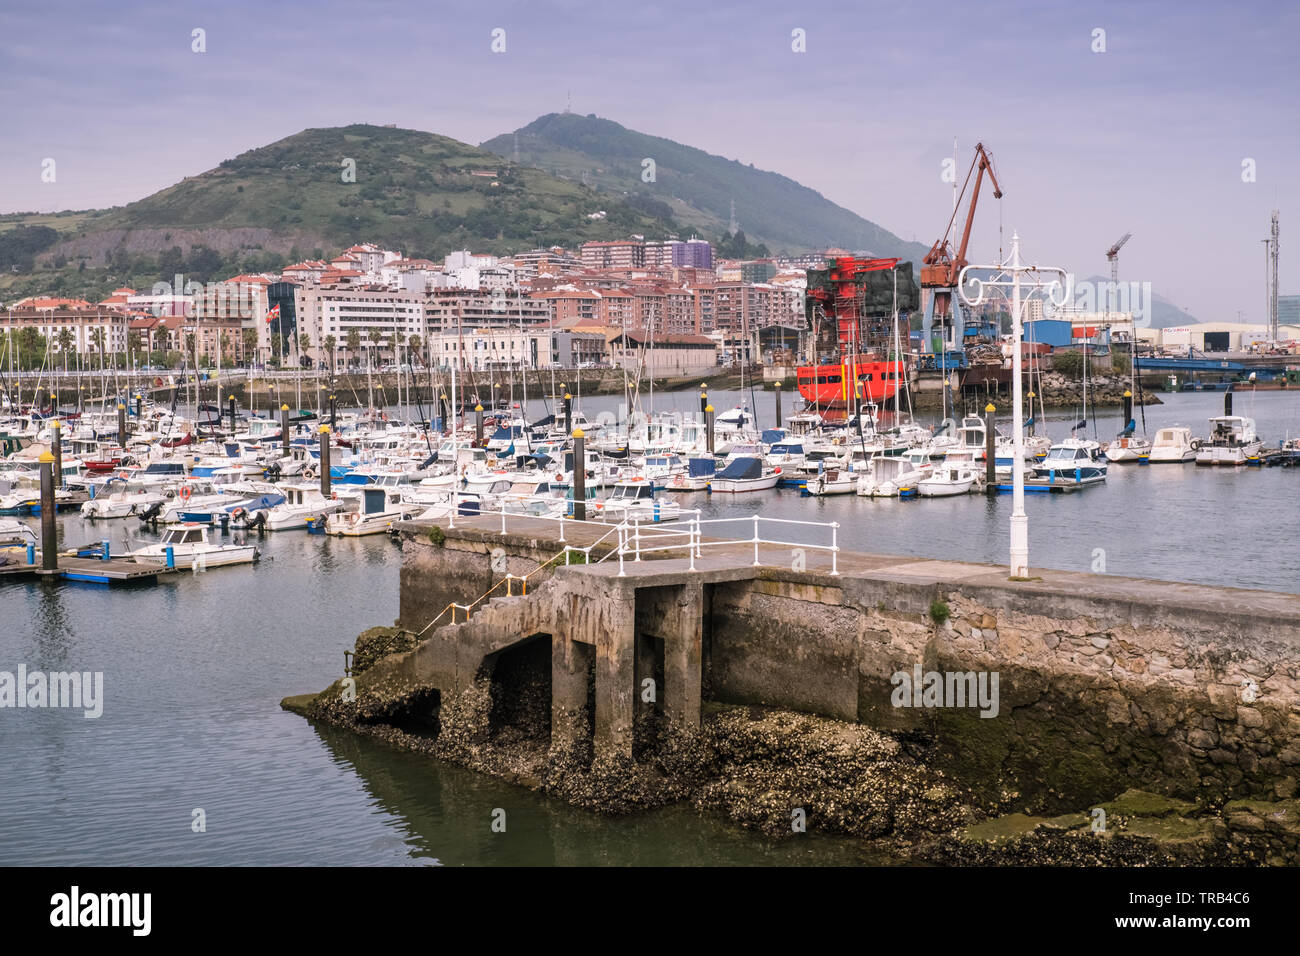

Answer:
[89,328,105,372]
[323,334,337,372]
[241,328,258,367]
[346,329,361,368]
[367,327,382,367]
[406,334,422,367]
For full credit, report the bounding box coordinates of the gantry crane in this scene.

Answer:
[921,142,1003,322]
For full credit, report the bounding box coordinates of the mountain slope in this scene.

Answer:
[482,112,929,260]
[2,124,680,301]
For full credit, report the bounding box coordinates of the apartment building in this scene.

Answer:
[4,305,131,356]
[299,284,427,370]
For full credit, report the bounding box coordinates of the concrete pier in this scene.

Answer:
[293,513,1300,815]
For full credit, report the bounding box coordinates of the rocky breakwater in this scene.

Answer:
[1033,371,1161,408]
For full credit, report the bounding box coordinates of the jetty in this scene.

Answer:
[285,509,1300,836]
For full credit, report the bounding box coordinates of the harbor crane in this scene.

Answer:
[1105,232,1131,319]
[921,142,1003,322]
[1105,232,1131,286]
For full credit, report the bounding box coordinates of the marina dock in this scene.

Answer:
[0,551,184,584]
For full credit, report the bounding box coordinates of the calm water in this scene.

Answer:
[552,387,1300,593]
[0,518,874,865]
[2,387,1295,866]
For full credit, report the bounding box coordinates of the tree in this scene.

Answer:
[323,334,337,371]
[56,328,75,358]
[406,334,422,364]
[220,332,232,366]
[185,332,197,365]
[89,328,106,369]
[127,330,143,357]
[299,332,311,355]
[241,328,258,365]
[346,329,361,366]
[367,327,384,366]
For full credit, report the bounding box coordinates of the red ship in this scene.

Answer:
[796,354,905,408]
[797,256,912,409]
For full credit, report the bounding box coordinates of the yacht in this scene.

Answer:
[1195,416,1262,466]
[1147,427,1197,464]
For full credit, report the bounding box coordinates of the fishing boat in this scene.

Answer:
[324,486,417,536]
[803,466,857,496]
[131,523,259,567]
[917,462,982,497]
[1147,427,1198,464]
[707,457,781,494]
[1195,416,1262,466]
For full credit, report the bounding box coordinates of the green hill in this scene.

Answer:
[1,124,680,302]
[482,112,930,261]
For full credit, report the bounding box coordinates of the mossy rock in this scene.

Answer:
[1099,789,1198,819]
[280,693,318,715]
[958,813,1045,844]
[1122,815,1216,845]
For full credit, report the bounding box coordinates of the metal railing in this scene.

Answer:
[431,504,840,578]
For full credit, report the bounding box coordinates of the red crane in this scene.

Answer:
[921,142,1003,322]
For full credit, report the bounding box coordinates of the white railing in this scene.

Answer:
[420,504,841,578]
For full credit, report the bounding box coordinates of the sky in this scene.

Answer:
[0,0,1295,322]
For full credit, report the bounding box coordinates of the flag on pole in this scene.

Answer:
[265,303,281,324]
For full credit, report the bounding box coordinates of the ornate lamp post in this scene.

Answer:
[959,232,1070,577]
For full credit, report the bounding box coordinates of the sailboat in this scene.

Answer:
[1104,329,1150,463]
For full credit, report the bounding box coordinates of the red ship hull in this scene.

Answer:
[796,356,904,409]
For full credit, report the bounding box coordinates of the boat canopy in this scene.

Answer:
[760,429,785,444]
[687,458,717,477]
[717,457,762,480]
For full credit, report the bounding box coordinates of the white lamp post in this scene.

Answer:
[958,232,1071,577]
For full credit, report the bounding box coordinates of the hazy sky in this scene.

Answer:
[1,0,1294,321]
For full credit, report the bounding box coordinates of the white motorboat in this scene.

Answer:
[856,451,932,498]
[803,466,858,496]
[131,523,259,567]
[263,483,350,530]
[1195,416,1262,466]
[594,478,680,522]
[0,518,37,549]
[917,463,981,497]
[1104,434,1152,463]
[80,480,167,519]
[1147,426,1197,464]
[664,457,716,492]
[1029,439,1108,486]
[707,457,781,494]
[324,486,418,536]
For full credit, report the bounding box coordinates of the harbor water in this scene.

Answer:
[2,387,1296,865]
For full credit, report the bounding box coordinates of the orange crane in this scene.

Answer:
[921,142,1003,322]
